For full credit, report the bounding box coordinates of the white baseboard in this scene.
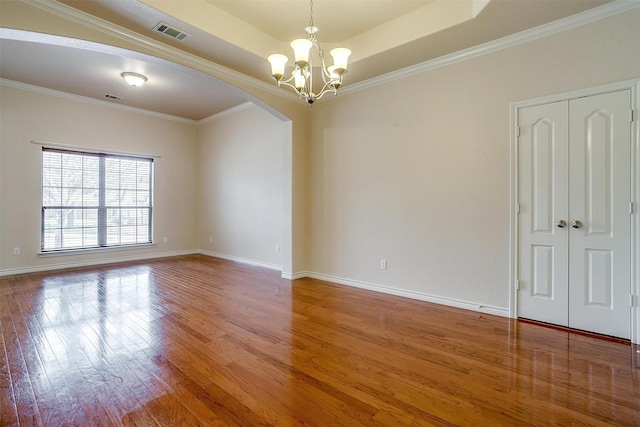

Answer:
[304,272,510,318]
[281,271,309,280]
[198,250,282,271]
[0,249,197,276]
[0,249,282,277]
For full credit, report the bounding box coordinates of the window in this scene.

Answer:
[41,148,153,252]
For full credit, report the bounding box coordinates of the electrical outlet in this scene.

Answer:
[275,245,281,253]
[209,236,213,243]
[163,237,168,243]
[380,259,387,270]
[13,247,21,256]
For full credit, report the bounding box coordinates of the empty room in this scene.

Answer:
[1,0,639,425]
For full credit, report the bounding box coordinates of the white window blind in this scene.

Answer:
[41,147,153,252]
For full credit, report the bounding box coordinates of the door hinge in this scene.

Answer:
[631,295,637,308]
[631,202,635,214]
[516,202,520,214]
[516,279,520,290]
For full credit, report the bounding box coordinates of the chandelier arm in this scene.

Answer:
[308,36,330,84]
[277,74,297,85]
[313,40,339,85]
[276,76,307,97]
[275,80,338,104]
[306,62,313,101]
[314,82,339,100]
[277,80,300,92]
[319,55,333,83]
[310,36,321,49]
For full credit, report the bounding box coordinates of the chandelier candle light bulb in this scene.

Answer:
[294,69,306,91]
[267,54,288,81]
[267,0,351,105]
[327,66,341,88]
[329,48,351,74]
[291,39,313,67]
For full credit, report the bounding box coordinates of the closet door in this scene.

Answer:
[568,90,631,339]
[518,101,570,327]
[517,90,631,339]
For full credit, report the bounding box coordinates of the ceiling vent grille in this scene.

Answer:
[153,22,191,41]
[104,94,123,101]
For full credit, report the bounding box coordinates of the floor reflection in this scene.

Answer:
[33,266,160,417]
[512,321,638,424]
[39,267,153,363]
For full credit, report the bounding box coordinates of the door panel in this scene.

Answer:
[568,90,631,338]
[583,109,613,236]
[518,101,569,326]
[585,249,612,307]
[532,245,554,298]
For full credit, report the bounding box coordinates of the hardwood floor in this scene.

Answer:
[1,255,638,426]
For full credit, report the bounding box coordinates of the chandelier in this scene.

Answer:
[267,0,351,105]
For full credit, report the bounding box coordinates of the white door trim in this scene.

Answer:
[509,78,640,344]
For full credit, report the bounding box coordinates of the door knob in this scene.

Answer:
[572,220,582,229]
[556,219,567,228]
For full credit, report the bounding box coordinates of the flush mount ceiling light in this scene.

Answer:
[267,0,351,105]
[121,72,147,87]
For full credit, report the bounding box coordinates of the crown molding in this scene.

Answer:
[197,102,256,125]
[341,0,640,97]
[1,77,259,124]
[0,78,200,124]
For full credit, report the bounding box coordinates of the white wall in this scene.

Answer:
[308,9,640,313]
[0,85,199,273]
[197,105,286,269]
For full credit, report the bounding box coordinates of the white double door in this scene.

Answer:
[518,90,631,339]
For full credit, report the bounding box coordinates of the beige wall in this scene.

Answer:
[198,105,286,268]
[0,85,199,273]
[0,85,289,275]
[309,9,640,311]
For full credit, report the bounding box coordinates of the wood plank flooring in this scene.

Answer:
[1,254,638,426]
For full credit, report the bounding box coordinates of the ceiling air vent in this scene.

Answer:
[104,94,123,101]
[153,22,191,41]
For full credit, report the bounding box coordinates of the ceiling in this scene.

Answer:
[0,0,615,121]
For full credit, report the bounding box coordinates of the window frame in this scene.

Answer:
[41,147,154,253]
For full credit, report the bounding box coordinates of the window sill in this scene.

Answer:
[38,243,156,257]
